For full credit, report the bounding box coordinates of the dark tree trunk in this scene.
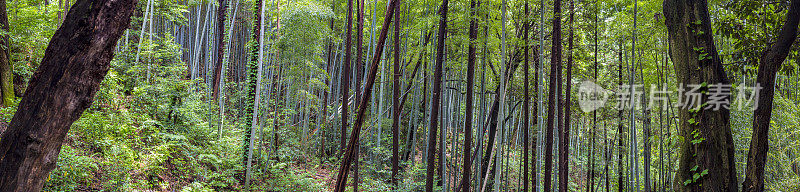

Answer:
[426,0,448,190]
[545,0,562,190]
[663,0,738,191]
[353,0,365,189]
[355,0,365,108]
[391,0,401,186]
[559,0,573,191]
[742,0,800,191]
[333,0,399,190]
[0,0,11,107]
[341,0,354,155]
[461,0,478,191]
[0,0,137,190]
[211,0,227,99]
[522,1,530,192]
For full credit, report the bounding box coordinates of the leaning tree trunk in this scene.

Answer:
[332,0,399,190]
[663,0,738,191]
[0,0,12,107]
[742,0,800,191]
[0,0,137,190]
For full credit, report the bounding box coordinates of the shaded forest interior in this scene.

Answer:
[0,0,800,191]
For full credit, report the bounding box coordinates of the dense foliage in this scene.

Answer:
[0,0,798,191]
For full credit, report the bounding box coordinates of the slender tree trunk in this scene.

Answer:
[522,1,530,191]
[333,0,399,190]
[355,0,365,118]
[532,46,540,192]
[353,0,365,189]
[243,0,263,187]
[0,0,12,107]
[591,2,599,191]
[57,0,64,21]
[401,37,428,162]
[322,0,337,159]
[544,0,562,190]
[742,1,800,191]
[391,0,401,186]
[461,1,478,191]
[605,120,610,192]
[211,0,228,99]
[664,0,738,190]
[559,0,573,190]
[341,0,354,154]
[426,0,448,190]
[0,0,137,190]
[271,0,283,160]
[643,77,652,192]
[617,47,624,192]
[478,29,526,192]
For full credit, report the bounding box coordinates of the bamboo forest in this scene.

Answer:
[2,0,800,191]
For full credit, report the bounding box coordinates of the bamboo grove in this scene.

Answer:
[0,0,799,191]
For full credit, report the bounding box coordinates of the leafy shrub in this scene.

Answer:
[44,146,98,191]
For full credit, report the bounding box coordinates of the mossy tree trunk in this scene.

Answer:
[0,0,12,107]
[663,0,738,191]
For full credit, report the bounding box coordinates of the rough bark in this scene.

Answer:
[332,0,398,190]
[0,0,12,107]
[742,0,800,191]
[426,0,448,190]
[0,0,137,190]
[663,0,738,191]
